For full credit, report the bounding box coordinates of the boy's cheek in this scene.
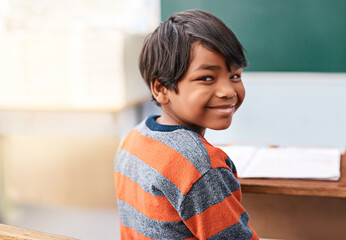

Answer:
[236,88,246,110]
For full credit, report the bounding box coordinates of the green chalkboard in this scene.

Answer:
[161,0,346,72]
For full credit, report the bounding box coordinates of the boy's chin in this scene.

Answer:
[207,121,232,131]
[209,126,231,131]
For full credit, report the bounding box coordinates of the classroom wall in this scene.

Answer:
[0,108,136,239]
[205,72,346,147]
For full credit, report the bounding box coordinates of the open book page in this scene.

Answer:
[219,145,344,181]
[218,145,257,176]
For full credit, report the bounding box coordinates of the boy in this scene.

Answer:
[114,9,258,240]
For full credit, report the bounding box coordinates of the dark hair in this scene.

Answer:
[139,9,247,104]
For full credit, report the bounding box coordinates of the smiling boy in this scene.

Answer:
[114,9,258,239]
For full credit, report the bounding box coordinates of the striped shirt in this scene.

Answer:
[114,115,258,239]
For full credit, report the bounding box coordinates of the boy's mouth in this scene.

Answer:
[206,103,236,114]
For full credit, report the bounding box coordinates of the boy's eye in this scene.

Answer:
[230,74,242,82]
[198,76,214,82]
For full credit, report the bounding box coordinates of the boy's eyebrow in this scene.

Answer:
[193,64,242,73]
[193,64,221,72]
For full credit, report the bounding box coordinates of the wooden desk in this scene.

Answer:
[239,153,346,240]
[0,224,76,240]
[239,153,346,198]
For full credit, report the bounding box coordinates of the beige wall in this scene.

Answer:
[1,135,120,209]
[0,106,141,228]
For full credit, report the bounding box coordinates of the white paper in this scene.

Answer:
[219,145,343,181]
[219,145,257,175]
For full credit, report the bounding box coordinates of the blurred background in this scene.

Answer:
[0,0,345,239]
[0,0,159,239]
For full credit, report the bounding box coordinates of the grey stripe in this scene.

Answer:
[226,157,238,174]
[139,123,211,176]
[118,200,194,240]
[181,168,241,221]
[207,212,252,240]
[115,149,185,209]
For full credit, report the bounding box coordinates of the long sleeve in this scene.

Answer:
[178,167,258,240]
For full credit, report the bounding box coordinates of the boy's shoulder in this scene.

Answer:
[128,115,231,175]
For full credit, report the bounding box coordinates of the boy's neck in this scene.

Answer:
[155,115,206,136]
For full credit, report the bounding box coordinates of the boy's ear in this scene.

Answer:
[150,77,170,105]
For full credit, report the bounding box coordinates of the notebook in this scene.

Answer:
[219,145,344,181]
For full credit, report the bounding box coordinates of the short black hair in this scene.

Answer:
[139,9,247,104]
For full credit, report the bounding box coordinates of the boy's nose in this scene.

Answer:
[215,81,237,99]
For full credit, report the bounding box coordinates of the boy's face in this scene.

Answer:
[158,43,245,135]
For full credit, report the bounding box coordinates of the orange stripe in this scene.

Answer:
[184,190,245,240]
[249,226,259,240]
[121,129,202,195]
[120,222,153,240]
[114,171,181,222]
[184,237,198,240]
[232,188,242,202]
[199,137,231,171]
